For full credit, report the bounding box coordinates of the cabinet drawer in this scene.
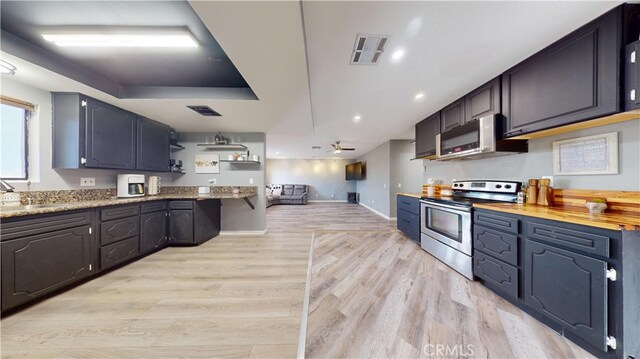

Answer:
[526,220,610,258]
[397,196,420,214]
[473,225,518,266]
[1,211,92,242]
[473,250,518,300]
[100,205,140,221]
[474,210,520,234]
[100,236,139,271]
[141,201,167,214]
[397,209,420,242]
[169,201,193,210]
[100,216,139,246]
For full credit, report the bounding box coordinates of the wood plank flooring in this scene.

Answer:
[2,203,596,358]
[305,227,596,359]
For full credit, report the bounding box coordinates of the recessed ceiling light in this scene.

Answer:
[41,31,198,48]
[276,151,280,155]
[391,49,404,61]
[0,60,16,75]
[353,115,362,123]
[415,92,424,100]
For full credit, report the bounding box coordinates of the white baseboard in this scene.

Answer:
[308,200,348,203]
[359,202,392,220]
[219,229,267,236]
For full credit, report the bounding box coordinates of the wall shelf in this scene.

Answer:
[197,143,247,150]
[170,144,185,151]
[220,160,260,164]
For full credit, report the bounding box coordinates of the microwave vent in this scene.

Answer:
[350,34,388,65]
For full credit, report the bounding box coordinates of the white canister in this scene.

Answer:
[252,155,259,162]
[228,154,234,161]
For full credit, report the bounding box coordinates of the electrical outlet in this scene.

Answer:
[80,177,95,187]
[371,199,375,204]
[398,183,402,188]
[315,193,319,197]
[249,178,254,184]
[383,183,386,189]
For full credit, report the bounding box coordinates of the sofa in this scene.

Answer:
[266,184,308,207]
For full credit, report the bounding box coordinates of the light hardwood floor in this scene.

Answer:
[2,203,596,358]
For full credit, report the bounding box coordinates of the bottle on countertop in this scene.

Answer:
[517,190,526,204]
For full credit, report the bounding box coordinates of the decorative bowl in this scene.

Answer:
[585,202,607,214]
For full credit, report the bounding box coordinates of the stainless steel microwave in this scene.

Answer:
[436,115,528,161]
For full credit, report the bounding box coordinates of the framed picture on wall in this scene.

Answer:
[195,154,220,174]
[552,132,618,175]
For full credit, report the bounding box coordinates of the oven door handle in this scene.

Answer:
[421,201,471,214]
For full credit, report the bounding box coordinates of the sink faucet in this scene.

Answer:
[0,179,14,192]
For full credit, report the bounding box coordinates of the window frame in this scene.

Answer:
[0,101,30,180]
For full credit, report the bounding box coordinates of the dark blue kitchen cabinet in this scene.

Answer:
[396,195,420,244]
[414,112,440,158]
[465,77,501,124]
[169,200,221,245]
[140,210,168,253]
[441,97,465,131]
[52,93,136,170]
[137,117,170,172]
[169,209,194,244]
[523,238,608,351]
[502,7,622,137]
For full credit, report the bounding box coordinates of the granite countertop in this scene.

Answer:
[0,187,258,219]
[473,202,640,231]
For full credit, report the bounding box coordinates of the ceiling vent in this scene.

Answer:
[350,34,388,65]
[312,146,322,150]
[187,105,221,116]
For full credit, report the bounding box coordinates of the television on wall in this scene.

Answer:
[346,161,366,181]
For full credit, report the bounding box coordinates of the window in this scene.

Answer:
[0,103,29,179]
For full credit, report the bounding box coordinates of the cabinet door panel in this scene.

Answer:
[137,117,170,172]
[473,225,518,266]
[140,211,168,253]
[1,211,92,242]
[85,98,136,169]
[100,237,139,271]
[415,112,440,158]
[1,225,93,311]
[169,210,194,244]
[524,239,608,351]
[465,77,500,123]
[473,250,518,300]
[441,99,465,131]
[503,9,620,136]
[100,217,139,246]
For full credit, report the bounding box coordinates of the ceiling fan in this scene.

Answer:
[330,141,355,154]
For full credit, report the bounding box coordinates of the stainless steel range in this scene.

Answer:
[420,180,521,279]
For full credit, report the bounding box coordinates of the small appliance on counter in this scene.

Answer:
[170,159,183,172]
[148,176,161,195]
[117,174,145,198]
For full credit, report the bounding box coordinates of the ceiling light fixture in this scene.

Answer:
[334,149,342,154]
[0,60,17,75]
[42,31,198,48]
[276,151,280,155]
[415,92,424,100]
[353,115,362,123]
[391,49,404,61]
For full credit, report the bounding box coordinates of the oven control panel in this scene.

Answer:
[452,180,521,194]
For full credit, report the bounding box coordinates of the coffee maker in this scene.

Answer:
[117,174,145,198]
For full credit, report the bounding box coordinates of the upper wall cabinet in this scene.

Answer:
[415,112,440,158]
[625,40,640,110]
[53,93,136,170]
[502,7,621,137]
[465,77,501,123]
[441,97,465,131]
[137,117,170,172]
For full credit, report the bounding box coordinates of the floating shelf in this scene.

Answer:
[169,169,186,174]
[170,144,185,151]
[197,143,247,150]
[220,160,260,164]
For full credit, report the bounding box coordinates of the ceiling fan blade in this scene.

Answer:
[342,148,356,151]
[331,144,338,149]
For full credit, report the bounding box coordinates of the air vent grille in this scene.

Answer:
[350,34,388,65]
[187,105,221,116]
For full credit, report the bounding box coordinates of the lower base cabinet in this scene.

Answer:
[100,236,140,271]
[1,224,95,311]
[140,211,168,253]
[169,209,194,244]
[169,200,221,245]
[524,239,608,351]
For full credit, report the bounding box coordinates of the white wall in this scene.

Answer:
[172,132,266,232]
[266,158,356,201]
[1,78,175,190]
[356,141,391,217]
[390,140,423,217]
[422,120,640,190]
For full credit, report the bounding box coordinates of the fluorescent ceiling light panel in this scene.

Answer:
[42,32,198,48]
